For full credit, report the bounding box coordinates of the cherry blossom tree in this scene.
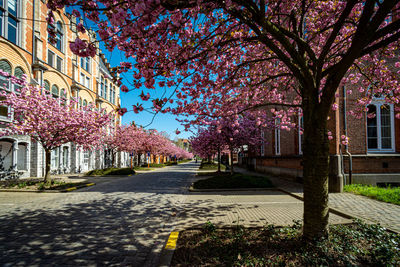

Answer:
[47,0,400,238]
[0,80,111,183]
[191,114,263,174]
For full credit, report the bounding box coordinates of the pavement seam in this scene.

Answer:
[278,187,400,234]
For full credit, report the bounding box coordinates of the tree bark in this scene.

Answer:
[44,149,52,184]
[217,146,221,172]
[230,149,234,175]
[302,107,330,240]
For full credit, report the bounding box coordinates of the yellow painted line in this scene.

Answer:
[165,231,179,250]
[65,187,77,191]
[86,183,95,186]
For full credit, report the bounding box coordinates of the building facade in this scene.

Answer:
[243,80,400,191]
[0,0,127,178]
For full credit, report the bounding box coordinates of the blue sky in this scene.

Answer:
[100,46,193,140]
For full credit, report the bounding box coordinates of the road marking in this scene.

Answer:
[65,187,77,191]
[165,231,179,250]
[208,202,302,205]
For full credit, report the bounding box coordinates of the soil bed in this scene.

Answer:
[85,167,135,176]
[172,220,400,266]
[0,179,88,191]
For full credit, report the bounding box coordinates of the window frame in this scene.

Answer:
[260,131,264,156]
[0,0,20,45]
[298,115,303,155]
[275,118,281,156]
[366,101,395,153]
[80,57,91,73]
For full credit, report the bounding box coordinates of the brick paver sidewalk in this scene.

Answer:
[235,167,400,233]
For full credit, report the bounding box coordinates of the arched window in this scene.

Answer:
[1,0,19,44]
[0,60,12,90]
[51,84,59,98]
[43,80,50,94]
[83,99,87,107]
[13,67,25,93]
[60,88,67,105]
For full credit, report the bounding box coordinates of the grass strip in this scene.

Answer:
[344,184,400,205]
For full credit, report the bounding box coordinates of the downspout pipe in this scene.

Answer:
[32,0,36,65]
[343,86,353,185]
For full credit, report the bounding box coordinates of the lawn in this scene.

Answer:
[85,167,135,176]
[193,173,273,189]
[0,179,89,191]
[344,184,400,205]
[172,220,400,266]
[199,161,226,171]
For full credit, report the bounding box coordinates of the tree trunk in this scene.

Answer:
[302,108,330,240]
[217,146,221,172]
[44,149,52,184]
[230,149,234,175]
[138,153,141,166]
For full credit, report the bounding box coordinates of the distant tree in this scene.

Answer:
[0,80,111,183]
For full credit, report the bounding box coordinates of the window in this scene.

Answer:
[275,118,281,155]
[13,66,24,93]
[260,131,264,156]
[104,80,108,100]
[0,60,11,118]
[48,50,54,67]
[51,84,59,98]
[48,21,64,51]
[367,103,395,152]
[80,73,90,89]
[0,0,19,44]
[86,76,90,89]
[47,50,62,72]
[51,147,59,169]
[56,56,63,72]
[81,57,90,72]
[43,80,50,94]
[83,99,87,107]
[111,86,115,104]
[60,88,67,105]
[0,60,11,90]
[100,76,104,97]
[298,116,304,155]
[79,97,82,108]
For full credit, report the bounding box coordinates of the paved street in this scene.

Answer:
[0,163,198,267]
[0,162,353,267]
[236,167,400,233]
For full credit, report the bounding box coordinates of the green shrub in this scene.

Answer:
[85,167,135,176]
[344,184,400,205]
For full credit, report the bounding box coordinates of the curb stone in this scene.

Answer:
[158,231,179,267]
[189,186,277,192]
[0,183,95,193]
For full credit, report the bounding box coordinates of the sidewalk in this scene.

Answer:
[235,166,400,233]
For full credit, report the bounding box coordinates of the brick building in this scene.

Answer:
[243,76,400,191]
[0,0,129,178]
